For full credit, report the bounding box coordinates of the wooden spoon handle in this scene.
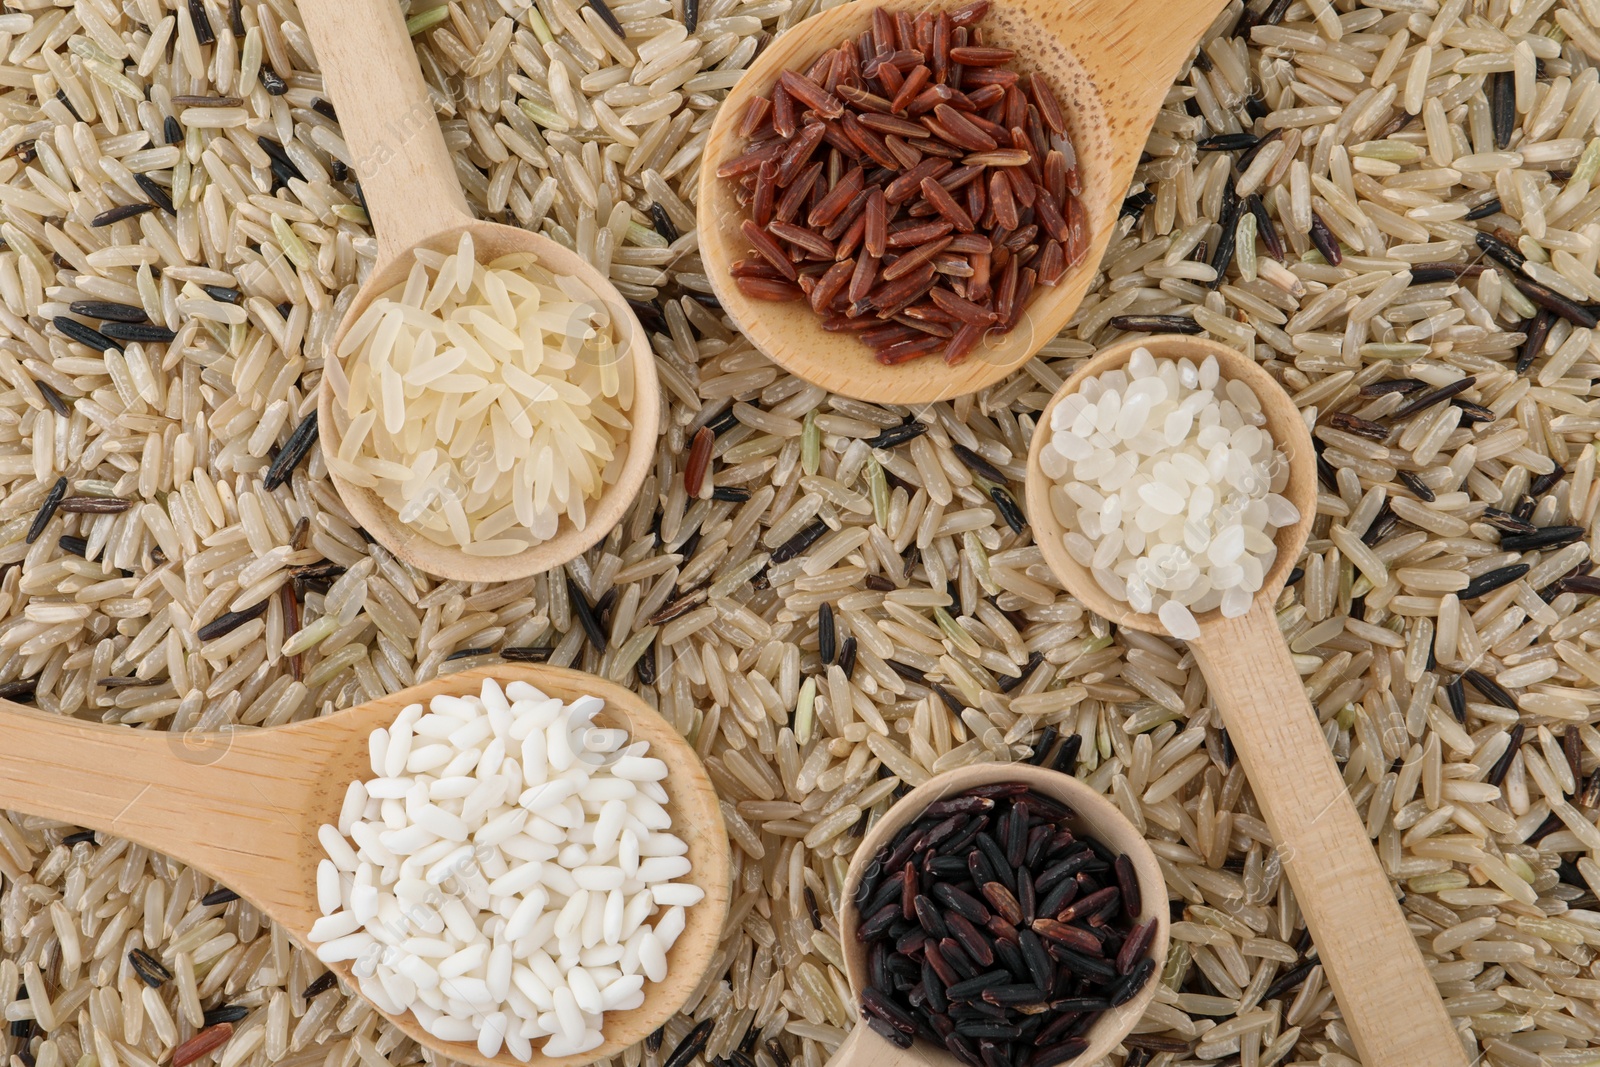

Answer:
[0,704,323,924]
[1050,0,1231,114]
[825,1022,930,1067]
[296,0,471,266]
[1191,602,1469,1067]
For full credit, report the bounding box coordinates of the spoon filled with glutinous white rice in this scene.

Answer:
[1025,336,1469,1067]
[0,665,731,1067]
[301,0,657,584]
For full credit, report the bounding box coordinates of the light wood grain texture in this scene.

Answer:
[1025,337,1470,1067]
[0,665,731,1067]
[834,764,1168,1067]
[299,0,659,583]
[696,0,1231,404]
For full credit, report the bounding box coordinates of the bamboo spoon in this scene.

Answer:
[1025,336,1469,1067]
[828,763,1167,1067]
[697,0,1232,405]
[299,0,658,584]
[0,665,731,1067]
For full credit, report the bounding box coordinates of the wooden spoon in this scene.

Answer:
[1025,337,1469,1067]
[299,0,659,584]
[830,763,1167,1067]
[0,665,731,1067]
[697,0,1232,405]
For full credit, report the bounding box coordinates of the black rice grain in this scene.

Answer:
[999,651,1043,694]
[1235,127,1283,172]
[202,1006,250,1026]
[1113,854,1140,919]
[1391,376,1476,419]
[1051,733,1081,775]
[1206,178,1241,288]
[1308,211,1341,264]
[989,486,1026,534]
[33,379,69,417]
[263,411,318,491]
[52,316,119,352]
[1530,464,1567,498]
[1119,190,1154,221]
[1027,725,1058,767]
[1464,196,1503,221]
[866,421,928,449]
[128,948,172,988]
[567,577,607,652]
[951,442,1006,485]
[1196,132,1260,151]
[57,535,87,558]
[1491,71,1515,149]
[69,299,147,323]
[302,972,337,1000]
[664,1020,715,1067]
[1518,309,1556,373]
[838,635,858,679]
[135,173,176,214]
[1359,377,1426,398]
[1464,668,1519,709]
[1476,230,1525,273]
[650,202,679,243]
[188,0,214,43]
[1513,274,1600,327]
[771,518,829,563]
[1460,563,1530,600]
[195,602,269,642]
[25,477,67,545]
[1500,525,1585,552]
[1446,675,1466,723]
[199,887,239,906]
[1247,194,1283,261]
[1261,959,1317,1002]
[99,321,177,343]
[1488,724,1525,787]
[1108,314,1204,334]
[91,202,156,227]
[819,602,836,664]
[58,496,133,513]
[1396,469,1435,503]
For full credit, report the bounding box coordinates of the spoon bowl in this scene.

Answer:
[1025,335,1318,633]
[828,763,1167,1067]
[697,0,1231,405]
[299,0,658,583]
[313,219,659,586]
[0,665,731,1067]
[1022,335,1471,1067]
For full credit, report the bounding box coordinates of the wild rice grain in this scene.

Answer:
[25,478,67,545]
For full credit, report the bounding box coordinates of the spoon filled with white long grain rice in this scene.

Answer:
[1025,335,1469,1067]
[301,0,657,584]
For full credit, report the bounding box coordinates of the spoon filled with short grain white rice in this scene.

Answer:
[301,0,658,584]
[1025,336,1469,1067]
[0,665,731,1067]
